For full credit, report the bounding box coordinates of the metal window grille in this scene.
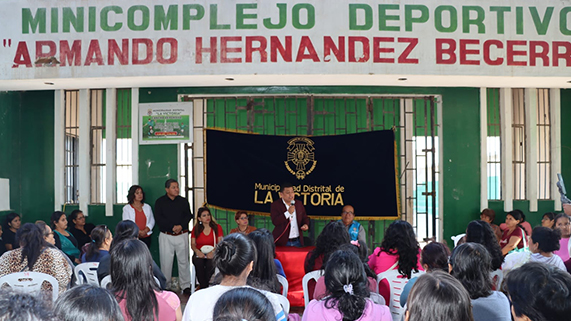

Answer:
[487,88,502,200]
[90,89,106,204]
[181,94,439,245]
[512,89,526,200]
[116,89,132,203]
[64,90,79,204]
[537,89,551,199]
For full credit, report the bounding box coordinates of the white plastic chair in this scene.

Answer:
[276,294,290,314]
[451,233,466,247]
[100,275,112,289]
[277,274,288,297]
[302,270,323,307]
[377,269,425,321]
[74,262,100,286]
[0,272,59,303]
[490,269,503,290]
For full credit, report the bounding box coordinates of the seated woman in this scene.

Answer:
[81,225,112,263]
[368,220,423,302]
[305,221,350,273]
[97,220,167,289]
[229,211,257,235]
[480,208,502,241]
[67,210,92,250]
[2,212,21,251]
[190,207,224,290]
[0,223,72,295]
[541,212,556,229]
[51,211,81,264]
[400,241,450,307]
[122,185,155,248]
[553,213,571,262]
[405,271,474,321]
[505,262,571,321]
[500,210,526,255]
[465,220,504,270]
[303,250,391,321]
[502,226,566,273]
[183,233,287,321]
[247,228,282,293]
[54,284,124,321]
[450,243,511,321]
[213,287,275,321]
[112,239,182,321]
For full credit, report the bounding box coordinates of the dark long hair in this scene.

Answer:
[2,212,20,230]
[507,210,525,230]
[450,243,493,300]
[247,229,280,293]
[214,233,257,277]
[336,243,376,280]
[213,287,275,321]
[110,220,139,250]
[85,225,110,262]
[407,271,474,321]
[193,207,219,237]
[111,239,159,321]
[50,211,66,229]
[127,185,145,204]
[378,220,419,278]
[505,262,571,321]
[54,284,124,321]
[465,220,504,270]
[531,226,561,253]
[420,242,450,272]
[16,223,48,270]
[305,221,350,272]
[324,250,370,321]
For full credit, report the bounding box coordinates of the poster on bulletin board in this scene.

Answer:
[139,102,193,145]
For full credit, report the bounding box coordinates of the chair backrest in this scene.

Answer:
[302,270,323,307]
[276,294,290,315]
[451,233,466,247]
[100,275,112,289]
[0,272,59,303]
[490,269,503,290]
[277,274,288,297]
[377,269,425,321]
[74,262,100,286]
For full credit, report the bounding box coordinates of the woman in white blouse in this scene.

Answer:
[122,185,155,248]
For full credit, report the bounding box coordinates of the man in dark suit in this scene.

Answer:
[271,182,309,246]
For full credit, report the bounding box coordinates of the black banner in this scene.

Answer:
[205,129,399,220]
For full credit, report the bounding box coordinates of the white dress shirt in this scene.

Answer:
[282,199,299,239]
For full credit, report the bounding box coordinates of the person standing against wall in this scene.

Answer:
[155,179,193,294]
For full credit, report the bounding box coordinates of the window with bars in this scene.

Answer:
[64,90,79,204]
[537,89,551,199]
[90,89,106,204]
[487,88,501,200]
[512,89,526,200]
[116,89,132,203]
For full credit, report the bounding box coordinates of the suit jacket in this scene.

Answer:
[271,199,310,246]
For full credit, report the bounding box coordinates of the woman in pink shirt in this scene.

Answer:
[553,213,571,262]
[303,250,391,321]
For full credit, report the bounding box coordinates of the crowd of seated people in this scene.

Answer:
[2,203,571,321]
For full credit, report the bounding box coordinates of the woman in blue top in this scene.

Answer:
[82,225,113,263]
[51,211,81,264]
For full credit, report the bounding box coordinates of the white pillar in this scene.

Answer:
[551,89,562,211]
[500,88,513,212]
[54,90,65,211]
[525,89,538,212]
[78,89,90,216]
[131,88,139,185]
[105,88,117,216]
[480,88,488,211]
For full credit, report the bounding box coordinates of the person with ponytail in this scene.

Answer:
[81,225,113,263]
[182,233,287,321]
[303,250,391,321]
[0,223,72,294]
[111,239,181,321]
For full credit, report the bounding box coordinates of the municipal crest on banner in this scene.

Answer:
[284,137,317,180]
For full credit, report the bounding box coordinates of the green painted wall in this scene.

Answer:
[561,90,571,202]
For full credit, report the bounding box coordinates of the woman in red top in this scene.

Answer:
[122,185,155,249]
[191,207,223,289]
[500,210,525,255]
